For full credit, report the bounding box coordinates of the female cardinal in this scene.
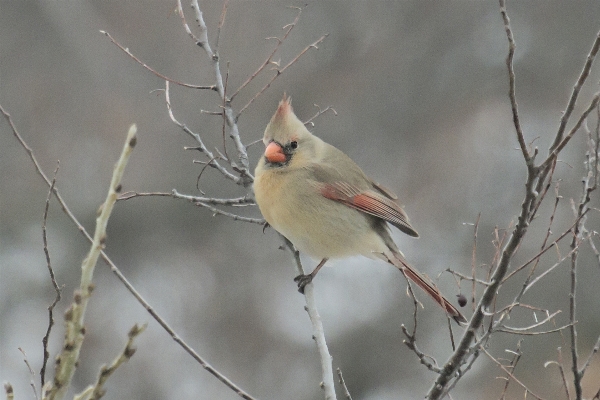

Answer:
[253,95,466,324]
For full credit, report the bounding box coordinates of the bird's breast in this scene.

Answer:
[254,167,388,260]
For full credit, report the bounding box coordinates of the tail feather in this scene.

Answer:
[387,252,467,325]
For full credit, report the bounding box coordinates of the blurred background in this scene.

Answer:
[2,1,600,399]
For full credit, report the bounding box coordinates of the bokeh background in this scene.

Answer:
[2,1,600,399]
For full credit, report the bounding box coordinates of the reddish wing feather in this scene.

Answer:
[321,182,419,237]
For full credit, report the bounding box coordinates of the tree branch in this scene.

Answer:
[283,238,337,400]
[44,124,137,400]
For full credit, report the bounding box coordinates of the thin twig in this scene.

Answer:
[304,104,338,127]
[74,324,146,400]
[445,269,492,286]
[541,92,600,171]
[551,29,600,153]
[196,201,265,224]
[497,324,573,336]
[40,163,62,390]
[401,325,441,373]
[100,30,216,90]
[502,215,583,285]
[557,347,572,400]
[471,213,481,312]
[497,310,564,333]
[499,0,531,165]
[165,81,243,184]
[214,0,229,54]
[18,348,39,400]
[499,340,523,400]
[118,191,255,206]
[524,236,588,294]
[481,347,544,400]
[230,6,303,101]
[336,369,353,400]
[221,62,231,162]
[236,33,329,120]
[580,334,600,380]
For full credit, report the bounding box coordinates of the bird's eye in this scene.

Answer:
[290,141,298,149]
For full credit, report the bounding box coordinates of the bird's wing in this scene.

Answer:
[310,164,419,237]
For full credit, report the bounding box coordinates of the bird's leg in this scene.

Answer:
[294,258,328,294]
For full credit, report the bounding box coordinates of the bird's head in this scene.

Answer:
[262,94,316,167]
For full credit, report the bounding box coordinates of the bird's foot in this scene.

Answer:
[293,274,313,294]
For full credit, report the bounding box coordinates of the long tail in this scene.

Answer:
[386,251,467,325]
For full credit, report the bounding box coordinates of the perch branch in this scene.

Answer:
[283,237,337,400]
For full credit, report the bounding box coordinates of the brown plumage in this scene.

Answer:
[253,95,466,324]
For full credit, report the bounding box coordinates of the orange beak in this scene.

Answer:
[264,141,286,163]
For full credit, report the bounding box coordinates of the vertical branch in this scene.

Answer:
[427,2,541,397]
[186,0,251,182]
[470,213,480,312]
[499,0,532,166]
[40,164,62,390]
[283,237,337,400]
[568,103,600,400]
[44,125,137,400]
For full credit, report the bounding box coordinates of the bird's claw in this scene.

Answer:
[293,274,313,294]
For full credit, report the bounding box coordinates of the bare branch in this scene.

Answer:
[185,0,252,182]
[580,334,600,380]
[470,213,481,312]
[75,324,146,400]
[44,125,137,400]
[541,92,600,170]
[551,29,600,152]
[214,0,229,54]
[100,30,216,90]
[499,0,532,165]
[498,324,574,336]
[497,311,564,333]
[41,163,62,390]
[568,103,600,399]
[502,215,582,285]
[164,81,243,184]
[18,348,38,400]
[282,237,337,400]
[236,33,329,120]
[336,369,353,400]
[230,6,303,101]
[481,347,544,400]
[499,340,523,399]
[401,325,441,373]
[118,191,255,206]
[523,238,587,294]
[304,104,338,127]
[445,269,492,286]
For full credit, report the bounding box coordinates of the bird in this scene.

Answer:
[253,95,466,324]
